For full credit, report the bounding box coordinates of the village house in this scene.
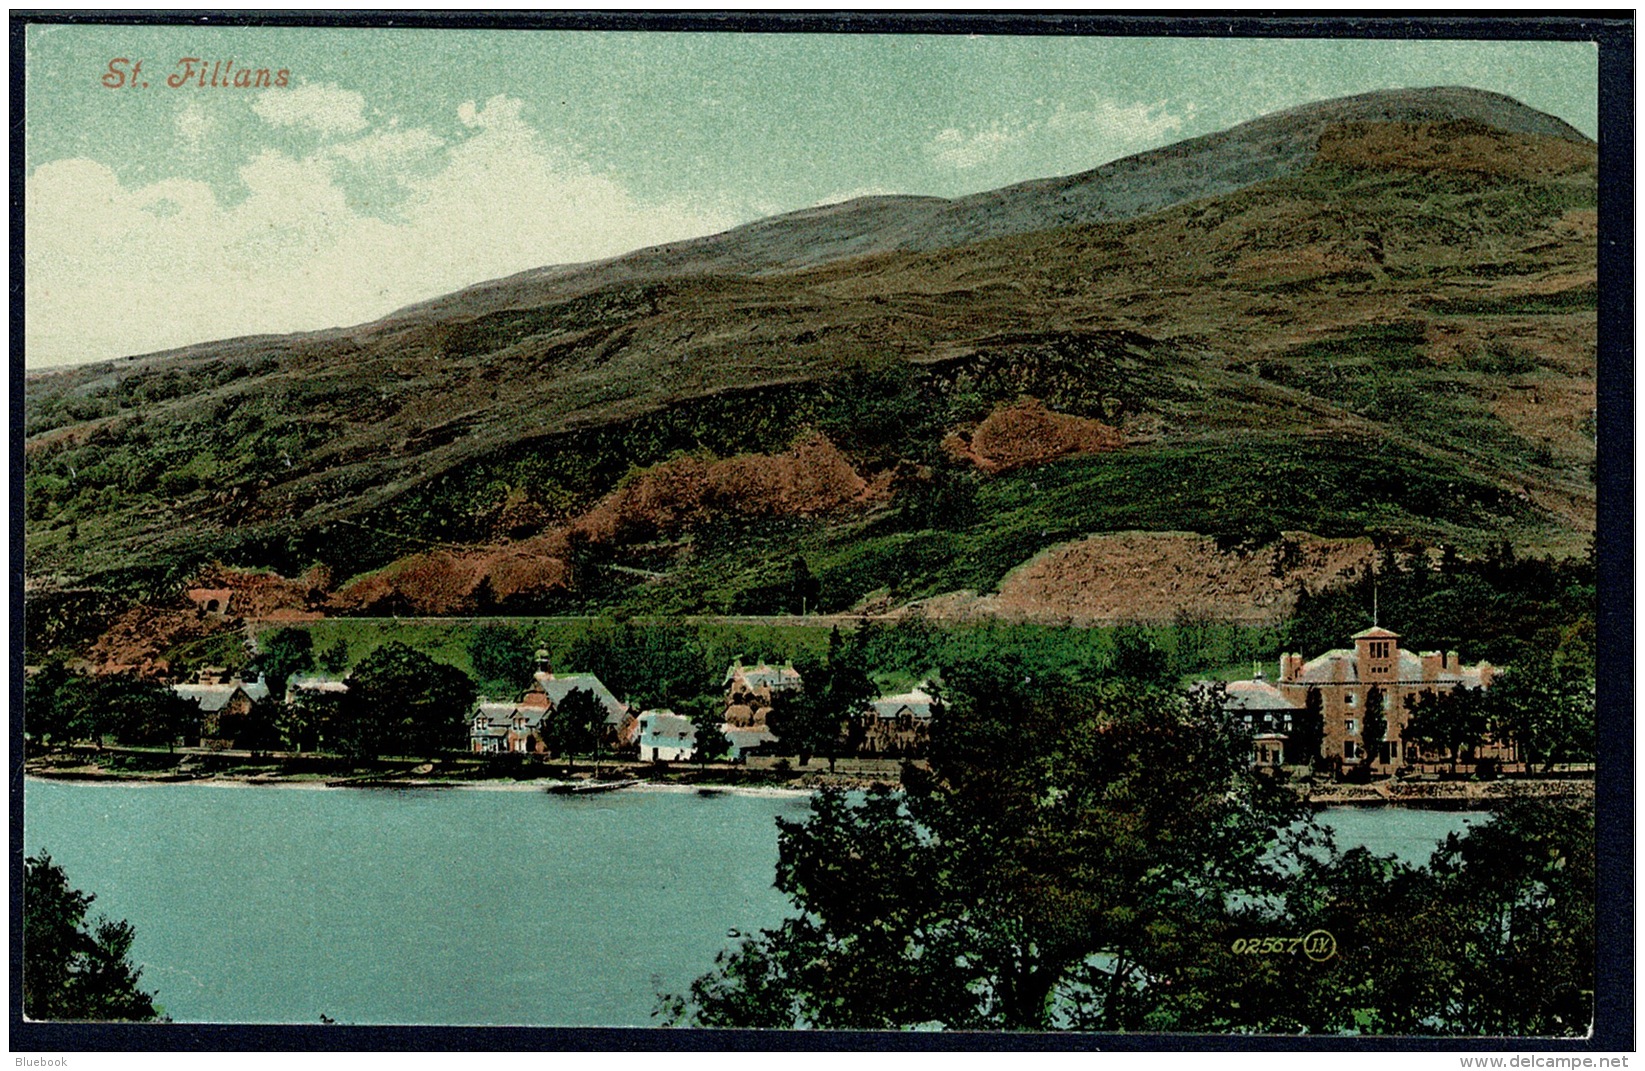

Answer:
[635,709,697,762]
[722,726,778,761]
[858,686,937,756]
[172,670,270,748]
[1226,626,1495,768]
[469,652,627,754]
[722,659,802,729]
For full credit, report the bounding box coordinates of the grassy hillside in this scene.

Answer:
[24,109,1596,640]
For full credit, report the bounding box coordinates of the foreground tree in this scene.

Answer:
[24,853,162,1021]
[663,658,1316,1029]
[662,658,1596,1035]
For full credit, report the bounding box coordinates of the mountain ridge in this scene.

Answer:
[23,86,1597,655]
[375,86,1592,328]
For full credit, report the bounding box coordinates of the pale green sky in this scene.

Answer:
[24,25,1600,368]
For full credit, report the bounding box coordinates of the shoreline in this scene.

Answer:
[21,765,826,800]
[23,761,1593,809]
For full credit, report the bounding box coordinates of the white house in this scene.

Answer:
[635,709,697,762]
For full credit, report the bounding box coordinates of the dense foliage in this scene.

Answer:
[25,665,197,748]
[1288,544,1595,672]
[663,660,1596,1034]
[24,852,162,1021]
[333,641,475,759]
[664,659,1315,1029]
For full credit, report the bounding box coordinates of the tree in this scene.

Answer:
[24,660,75,746]
[786,556,820,616]
[1484,660,1596,772]
[766,629,877,769]
[280,686,344,754]
[677,693,731,766]
[1268,799,1594,1035]
[24,852,162,1021]
[317,639,351,675]
[252,627,314,701]
[1107,626,1173,683]
[337,642,475,759]
[467,623,535,693]
[544,687,608,774]
[666,657,1315,1029]
[1290,686,1325,768]
[1404,685,1493,774]
[1362,684,1388,770]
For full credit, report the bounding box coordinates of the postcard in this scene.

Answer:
[15,12,1626,1051]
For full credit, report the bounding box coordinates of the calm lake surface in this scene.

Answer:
[23,779,1482,1027]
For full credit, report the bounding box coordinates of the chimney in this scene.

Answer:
[1281,653,1302,682]
[1421,652,1442,682]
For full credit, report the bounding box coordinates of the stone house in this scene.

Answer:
[469,664,628,754]
[858,687,937,756]
[1226,626,1495,767]
[172,673,270,748]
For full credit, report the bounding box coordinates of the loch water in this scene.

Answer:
[23,779,1482,1027]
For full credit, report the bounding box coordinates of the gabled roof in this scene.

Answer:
[637,709,697,749]
[722,725,778,756]
[724,662,803,691]
[173,680,265,711]
[1351,626,1399,640]
[1224,678,1298,711]
[533,674,628,723]
[869,687,936,720]
[1295,650,1357,684]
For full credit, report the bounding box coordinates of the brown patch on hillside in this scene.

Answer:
[83,562,335,671]
[919,531,1377,626]
[328,432,878,615]
[575,431,871,542]
[189,563,334,617]
[1318,120,1596,179]
[943,397,1123,474]
[86,606,236,676]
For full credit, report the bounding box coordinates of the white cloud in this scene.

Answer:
[927,96,1189,173]
[325,126,445,166]
[25,94,739,367]
[252,82,369,137]
[174,99,212,153]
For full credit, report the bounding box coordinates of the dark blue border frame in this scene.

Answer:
[9,9,1634,1053]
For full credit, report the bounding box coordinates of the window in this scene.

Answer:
[1345,718,1358,736]
[1345,692,1356,706]
[1345,741,1359,759]
[1370,640,1391,659]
